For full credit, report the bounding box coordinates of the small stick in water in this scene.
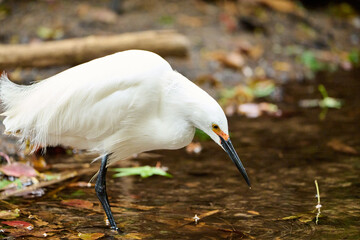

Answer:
[314,180,322,224]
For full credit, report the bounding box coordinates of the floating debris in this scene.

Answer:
[112,165,173,178]
[193,214,200,224]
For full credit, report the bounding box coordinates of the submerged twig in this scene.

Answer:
[314,179,322,224]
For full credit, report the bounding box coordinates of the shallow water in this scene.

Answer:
[2,70,360,239]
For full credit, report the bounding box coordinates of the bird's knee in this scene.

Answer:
[95,184,106,196]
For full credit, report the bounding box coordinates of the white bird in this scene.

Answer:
[0,50,250,231]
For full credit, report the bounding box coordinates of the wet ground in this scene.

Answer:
[0,1,360,239]
[0,69,358,239]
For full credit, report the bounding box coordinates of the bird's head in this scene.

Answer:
[189,94,251,187]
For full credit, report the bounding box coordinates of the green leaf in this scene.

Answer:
[159,15,174,25]
[71,190,85,197]
[252,81,275,98]
[320,97,342,109]
[0,179,22,190]
[112,166,173,179]
[348,50,359,65]
[0,179,12,190]
[301,51,325,72]
[318,84,342,109]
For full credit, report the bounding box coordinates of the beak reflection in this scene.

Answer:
[220,136,251,187]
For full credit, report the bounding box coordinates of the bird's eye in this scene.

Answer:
[212,124,219,130]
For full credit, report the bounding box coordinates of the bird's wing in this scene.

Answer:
[1,50,172,151]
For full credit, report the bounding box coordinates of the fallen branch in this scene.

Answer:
[0,167,97,200]
[0,30,190,68]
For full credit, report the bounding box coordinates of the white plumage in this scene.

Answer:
[0,50,250,230]
[0,50,226,166]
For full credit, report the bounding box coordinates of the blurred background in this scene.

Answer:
[0,0,359,239]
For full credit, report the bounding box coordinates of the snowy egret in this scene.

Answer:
[0,50,250,231]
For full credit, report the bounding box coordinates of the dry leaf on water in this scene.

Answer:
[0,162,38,177]
[327,139,358,155]
[78,232,105,240]
[0,209,20,220]
[1,220,34,229]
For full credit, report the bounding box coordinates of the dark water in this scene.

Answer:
[3,70,360,239]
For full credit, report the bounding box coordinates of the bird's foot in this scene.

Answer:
[110,226,122,234]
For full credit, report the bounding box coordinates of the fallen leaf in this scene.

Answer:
[215,52,245,69]
[250,79,276,98]
[248,45,264,60]
[112,166,173,178]
[259,0,299,14]
[1,220,34,229]
[120,233,151,239]
[178,14,203,27]
[61,199,93,209]
[0,162,38,177]
[0,178,22,190]
[4,228,57,238]
[186,142,202,154]
[247,210,260,215]
[327,139,358,155]
[33,218,49,227]
[78,232,105,240]
[238,103,261,118]
[219,13,238,32]
[273,61,292,72]
[77,4,118,24]
[36,26,64,40]
[238,102,281,118]
[0,209,20,220]
[280,210,321,223]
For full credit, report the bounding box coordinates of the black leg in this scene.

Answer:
[95,154,120,232]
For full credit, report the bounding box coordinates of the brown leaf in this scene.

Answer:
[77,4,118,24]
[178,14,203,27]
[0,162,38,177]
[248,45,264,60]
[61,199,93,209]
[33,218,49,227]
[273,61,292,72]
[259,0,299,14]
[4,228,56,238]
[78,232,105,240]
[120,233,151,239]
[247,210,260,215]
[215,52,245,69]
[327,139,358,155]
[1,220,34,229]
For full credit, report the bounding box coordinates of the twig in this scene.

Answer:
[0,167,97,200]
[314,179,322,224]
[180,209,220,227]
[46,176,80,198]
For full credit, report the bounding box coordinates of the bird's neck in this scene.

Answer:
[162,71,213,130]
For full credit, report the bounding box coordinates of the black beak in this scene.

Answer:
[220,136,251,187]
